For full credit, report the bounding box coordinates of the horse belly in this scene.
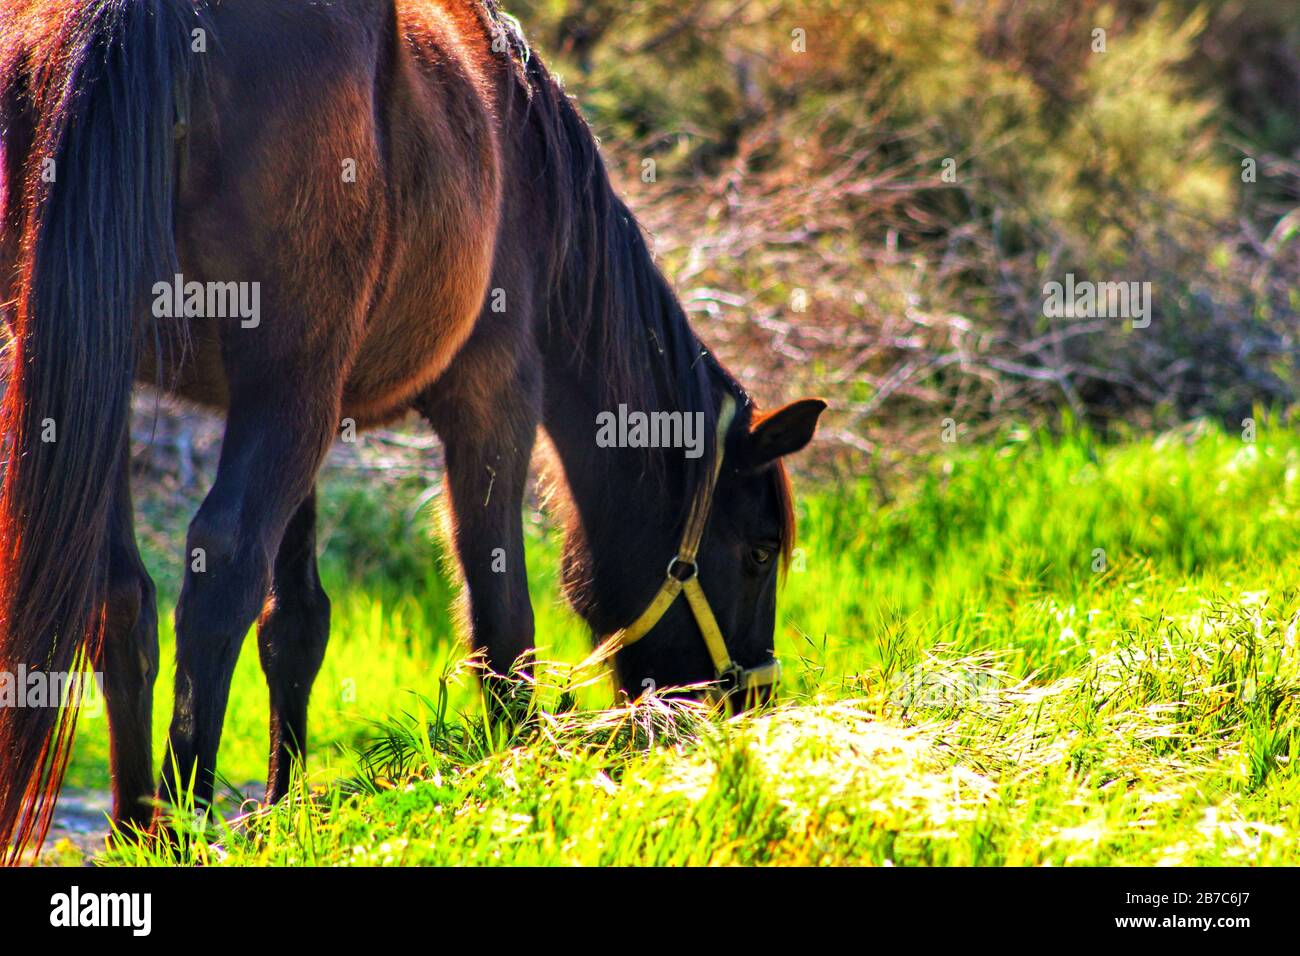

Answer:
[341,210,497,424]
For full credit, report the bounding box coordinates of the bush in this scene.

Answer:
[511,0,1300,471]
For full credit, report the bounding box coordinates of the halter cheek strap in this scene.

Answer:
[601,395,781,702]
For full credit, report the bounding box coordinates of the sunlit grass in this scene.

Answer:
[61,414,1300,864]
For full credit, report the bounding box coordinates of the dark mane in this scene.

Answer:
[493,14,726,498]
[518,51,800,566]
[478,4,798,554]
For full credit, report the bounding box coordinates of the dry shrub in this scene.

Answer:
[517,0,1300,477]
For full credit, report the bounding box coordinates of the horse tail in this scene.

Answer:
[0,0,202,864]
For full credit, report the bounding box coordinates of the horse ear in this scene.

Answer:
[744,398,827,467]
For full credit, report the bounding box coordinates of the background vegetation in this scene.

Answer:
[515,0,1298,473]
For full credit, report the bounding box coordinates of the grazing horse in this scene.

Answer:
[0,0,825,862]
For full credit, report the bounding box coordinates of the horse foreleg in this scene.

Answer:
[416,364,540,719]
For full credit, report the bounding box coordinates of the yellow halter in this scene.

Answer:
[599,395,782,704]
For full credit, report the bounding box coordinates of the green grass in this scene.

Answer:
[55,416,1300,865]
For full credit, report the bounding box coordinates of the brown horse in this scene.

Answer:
[0,0,824,862]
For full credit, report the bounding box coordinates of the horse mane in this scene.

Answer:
[536,90,712,424]
[485,10,721,497]
[483,4,796,558]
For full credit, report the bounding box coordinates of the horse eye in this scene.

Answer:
[749,545,774,566]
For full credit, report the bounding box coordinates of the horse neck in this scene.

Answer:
[540,328,719,633]
[517,59,726,626]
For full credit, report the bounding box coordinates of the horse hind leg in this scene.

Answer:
[157,366,342,817]
[97,460,160,838]
[256,488,330,803]
[155,7,385,814]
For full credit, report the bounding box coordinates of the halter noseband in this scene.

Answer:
[601,395,782,704]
